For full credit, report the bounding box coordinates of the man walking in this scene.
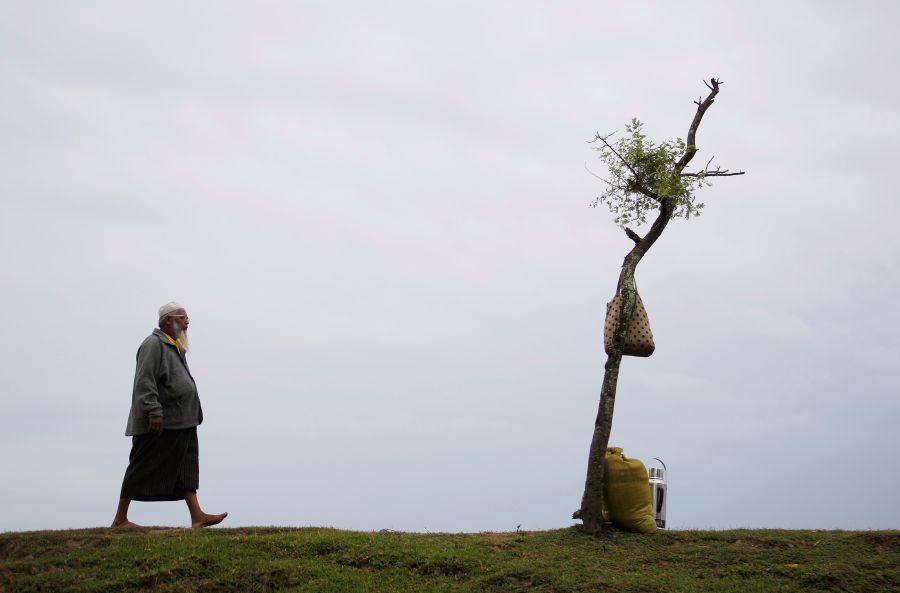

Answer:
[112,302,227,528]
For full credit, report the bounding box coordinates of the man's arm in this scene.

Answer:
[133,339,164,432]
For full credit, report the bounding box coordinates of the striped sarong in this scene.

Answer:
[120,427,199,501]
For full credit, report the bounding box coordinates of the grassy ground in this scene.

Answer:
[1,526,898,592]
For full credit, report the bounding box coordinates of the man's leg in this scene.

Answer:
[111,498,140,527]
[183,491,228,528]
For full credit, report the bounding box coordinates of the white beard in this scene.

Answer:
[173,328,190,354]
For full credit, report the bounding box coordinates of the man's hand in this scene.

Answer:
[149,416,164,434]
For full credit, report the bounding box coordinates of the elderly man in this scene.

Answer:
[112,302,227,528]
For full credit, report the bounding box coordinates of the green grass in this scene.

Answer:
[1,526,898,592]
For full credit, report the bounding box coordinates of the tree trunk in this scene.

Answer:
[577,261,636,534]
[576,217,666,534]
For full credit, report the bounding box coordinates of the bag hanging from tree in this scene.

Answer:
[604,285,655,357]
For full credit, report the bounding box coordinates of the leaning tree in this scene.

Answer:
[575,78,744,534]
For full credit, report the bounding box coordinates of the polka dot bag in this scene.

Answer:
[604,291,655,357]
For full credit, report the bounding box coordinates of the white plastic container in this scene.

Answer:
[648,458,667,529]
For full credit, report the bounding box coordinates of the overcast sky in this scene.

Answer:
[2,1,899,533]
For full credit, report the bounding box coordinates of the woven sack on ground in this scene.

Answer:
[603,447,657,533]
[604,292,655,357]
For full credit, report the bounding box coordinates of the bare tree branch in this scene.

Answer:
[675,78,722,175]
[583,162,606,181]
[682,170,745,177]
[681,154,744,178]
[624,227,642,245]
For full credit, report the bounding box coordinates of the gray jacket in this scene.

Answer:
[125,329,203,436]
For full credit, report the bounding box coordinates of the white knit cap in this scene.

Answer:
[158,301,185,319]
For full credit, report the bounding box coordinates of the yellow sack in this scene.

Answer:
[604,447,657,533]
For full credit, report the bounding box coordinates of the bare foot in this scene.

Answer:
[192,512,227,529]
[111,520,141,528]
